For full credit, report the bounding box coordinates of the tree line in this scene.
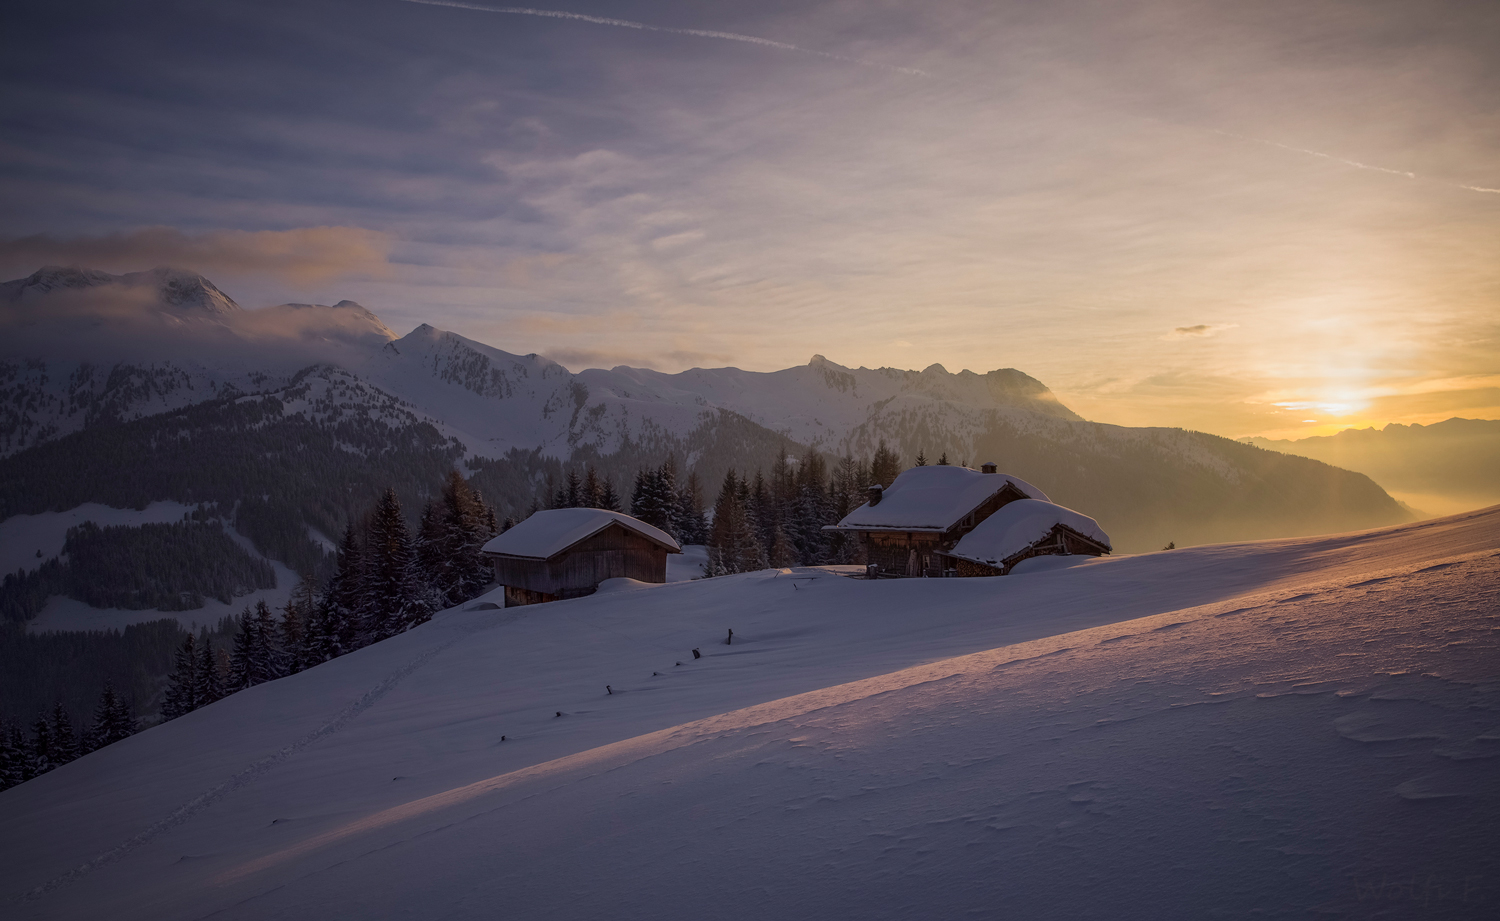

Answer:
[0,684,136,791]
[538,458,711,547]
[0,469,500,793]
[0,519,278,625]
[706,440,902,575]
[157,470,499,724]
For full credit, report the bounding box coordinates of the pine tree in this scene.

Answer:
[87,682,136,752]
[564,469,582,509]
[768,526,796,568]
[0,720,28,790]
[582,466,604,508]
[287,571,323,669]
[870,439,901,488]
[937,452,949,465]
[320,522,364,656]
[420,471,496,609]
[706,469,763,575]
[678,471,709,545]
[253,600,285,679]
[229,608,260,691]
[28,712,54,776]
[915,450,928,466]
[364,487,431,638]
[47,702,79,766]
[599,476,621,512]
[162,633,202,718]
[196,636,223,706]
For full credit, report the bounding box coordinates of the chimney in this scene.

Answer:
[867,484,884,506]
[980,462,997,474]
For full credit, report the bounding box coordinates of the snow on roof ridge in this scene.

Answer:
[833,464,1049,531]
[481,508,681,560]
[946,498,1110,566]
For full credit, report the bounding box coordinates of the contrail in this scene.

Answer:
[1214,128,1500,195]
[399,0,930,77]
[1214,129,1416,179]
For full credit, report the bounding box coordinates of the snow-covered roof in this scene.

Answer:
[833,465,1049,532]
[945,499,1110,566]
[481,508,680,560]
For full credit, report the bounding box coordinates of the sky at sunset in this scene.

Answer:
[1,0,1496,439]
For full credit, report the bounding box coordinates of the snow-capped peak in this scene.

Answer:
[0,264,241,314]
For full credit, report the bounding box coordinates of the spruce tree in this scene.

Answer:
[196,637,223,706]
[678,471,709,545]
[286,571,322,670]
[915,450,928,466]
[564,469,582,509]
[630,469,651,522]
[229,609,259,691]
[364,487,430,638]
[253,600,285,680]
[162,633,202,718]
[48,702,79,766]
[768,526,796,569]
[790,448,830,564]
[870,439,901,488]
[320,522,364,656]
[582,466,603,508]
[599,476,621,512]
[0,720,28,789]
[28,712,54,776]
[937,452,949,465]
[87,682,136,751]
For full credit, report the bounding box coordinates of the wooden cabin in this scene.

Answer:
[481,508,681,606]
[940,498,1112,576]
[824,463,1110,577]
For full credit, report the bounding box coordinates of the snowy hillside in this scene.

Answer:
[2,508,1497,919]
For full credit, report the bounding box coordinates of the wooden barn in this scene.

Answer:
[939,498,1112,576]
[824,463,1110,577]
[481,508,681,607]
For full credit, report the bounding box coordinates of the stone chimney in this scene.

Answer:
[867,484,884,506]
[980,462,997,474]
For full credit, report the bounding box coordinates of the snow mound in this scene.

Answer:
[835,465,1048,531]
[594,578,657,594]
[947,498,1110,566]
[481,508,680,560]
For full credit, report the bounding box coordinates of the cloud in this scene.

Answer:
[1163,323,1238,340]
[398,1,929,76]
[0,227,393,284]
[543,344,733,372]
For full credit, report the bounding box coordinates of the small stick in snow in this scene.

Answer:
[726,628,734,645]
[692,648,701,659]
[555,711,563,717]
[653,672,661,676]
[500,735,506,741]
[606,685,613,695]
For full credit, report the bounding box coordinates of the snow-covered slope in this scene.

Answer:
[3,508,1496,919]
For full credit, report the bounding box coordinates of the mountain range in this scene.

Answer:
[0,265,1411,561]
[1245,419,1500,517]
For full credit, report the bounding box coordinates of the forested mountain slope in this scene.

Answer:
[0,265,1411,558]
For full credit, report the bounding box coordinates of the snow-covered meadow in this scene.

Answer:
[2,507,1497,919]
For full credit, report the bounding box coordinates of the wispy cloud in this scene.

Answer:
[0,227,392,284]
[1163,323,1238,340]
[399,1,930,76]
[1214,130,1500,196]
